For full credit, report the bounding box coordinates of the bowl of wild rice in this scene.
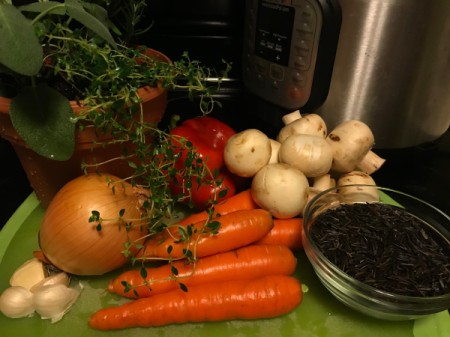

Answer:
[302,184,450,321]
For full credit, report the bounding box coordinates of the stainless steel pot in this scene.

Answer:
[315,0,450,148]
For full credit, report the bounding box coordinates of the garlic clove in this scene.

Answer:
[9,258,46,290]
[33,284,80,323]
[0,286,35,318]
[30,272,70,293]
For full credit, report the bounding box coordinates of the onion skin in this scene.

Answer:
[39,174,147,276]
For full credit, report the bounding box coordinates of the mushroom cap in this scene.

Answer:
[279,134,333,178]
[326,120,375,173]
[224,129,272,178]
[251,163,309,219]
[277,114,327,143]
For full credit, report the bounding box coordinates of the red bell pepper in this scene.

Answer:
[169,116,238,209]
[170,116,236,173]
[169,170,237,210]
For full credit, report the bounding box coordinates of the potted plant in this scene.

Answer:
[0,0,231,209]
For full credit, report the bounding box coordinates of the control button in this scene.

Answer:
[302,3,315,19]
[292,72,306,86]
[272,80,280,89]
[288,86,308,105]
[299,22,314,33]
[294,38,310,52]
[270,64,285,81]
[296,29,313,41]
[255,58,267,74]
[294,55,309,70]
[256,73,265,88]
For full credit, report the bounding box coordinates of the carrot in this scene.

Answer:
[256,218,304,251]
[109,244,297,298]
[177,189,258,226]
[89,275,302,330]
[137,209,273,260]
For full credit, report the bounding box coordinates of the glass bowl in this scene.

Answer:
[302,184,450,321]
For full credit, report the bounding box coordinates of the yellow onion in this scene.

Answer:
[39,173,148,276]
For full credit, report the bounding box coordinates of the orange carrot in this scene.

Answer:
[137,209,273,260]
[257,218,304,251]
[109,244,297,298]
[89,275,302,330]
[177,189,258,226]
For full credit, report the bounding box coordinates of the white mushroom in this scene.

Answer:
[251,163,309,219]
[277,113,328,143]
[337,171,379,202]
[223,128,272,178]
[326,120,385,174]
[278,134,333,178]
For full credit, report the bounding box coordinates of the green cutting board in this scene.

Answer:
[0,193,414,337]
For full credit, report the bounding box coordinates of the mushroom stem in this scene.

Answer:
[282,110,302,125]
[356,150,386,175]
[313,174,336,191]
[269,139,281,164]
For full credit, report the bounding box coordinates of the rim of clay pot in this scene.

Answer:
[0,48,170,147]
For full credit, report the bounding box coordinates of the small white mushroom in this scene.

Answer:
[326,120,385,174]
[277,113,328,143]
[251,163,309,219]
[223,128,272,178]
[337,171,379,203]
[279,134,333,178]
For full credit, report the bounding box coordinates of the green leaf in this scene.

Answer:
[65,0,117,48]
[179,283,188,292]
[19,1,66,15]
[81,1,118,34]
[89,210,100,222]
[0,4,43,76]
[10,84,75,161]
[139,267,147,280]
[206,220,221,234]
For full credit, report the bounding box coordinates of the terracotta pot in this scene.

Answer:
[0,49,169,208]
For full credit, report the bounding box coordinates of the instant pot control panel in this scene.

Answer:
[242,0,341,111]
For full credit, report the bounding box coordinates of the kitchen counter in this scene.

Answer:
[372,129,450,215]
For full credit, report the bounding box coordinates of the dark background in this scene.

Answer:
[1,0,449,228]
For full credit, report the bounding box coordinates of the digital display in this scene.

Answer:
[255,1,295,66]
